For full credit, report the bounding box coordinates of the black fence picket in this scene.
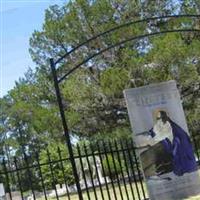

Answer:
[57,147,71,200]
[35,152,48,200]
[96,141,112,200]
[114,140,130,200]
[90,143,105,200]
[77,144,91,200]
[0,138,199,200]
[119,140,136,199]
[2,159,12,200]
[46,149,59,200]
[13,157,24,200]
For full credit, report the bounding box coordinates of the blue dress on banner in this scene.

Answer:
[160,119,197,176]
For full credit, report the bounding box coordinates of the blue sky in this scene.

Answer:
[1,0,66,97]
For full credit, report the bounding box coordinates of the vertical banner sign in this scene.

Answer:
[124,80,200,200]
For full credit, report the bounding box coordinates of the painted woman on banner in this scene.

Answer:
[148,109,197,177]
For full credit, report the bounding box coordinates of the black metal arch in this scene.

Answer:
[58,28,200,83]
[54,14,200,65]
[50,14,200,200]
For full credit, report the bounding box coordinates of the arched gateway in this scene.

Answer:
[50,15,200,200]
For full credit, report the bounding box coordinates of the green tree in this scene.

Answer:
[1,0,200,152]
[39,142,74,188]
[28,0,200,140]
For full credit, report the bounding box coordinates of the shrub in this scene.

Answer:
[102,154,121,179]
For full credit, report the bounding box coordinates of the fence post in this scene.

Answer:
[119,140,136,200]
[3,159,12,200]
[76,144,91,200]
[35,152,48,200]
[50,58,83,200]
[102,141,118,200]
[24,153,36,200]
[83,143,98,200]
[90,143,105,200]
[130,140,147,199]
[114,140,130,200]
[125,140,141,200]
[57,147,71,200]
[13,157,24,200]
[46,149,59,200]
[96,142,112,200]
[108,141,124,200]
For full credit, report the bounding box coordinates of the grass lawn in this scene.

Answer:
[38,181,200,200]
[38,182,146,200]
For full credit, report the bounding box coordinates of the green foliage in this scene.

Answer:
[102,154,121,179]
[0,0,199,193]
[0,0,200,155]
[100,67,129,97]
[90,127,132,144]
[39,143,74,188]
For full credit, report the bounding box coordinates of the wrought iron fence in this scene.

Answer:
[0,136,199,200]
[0,139,147,200]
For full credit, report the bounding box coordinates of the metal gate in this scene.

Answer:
[49,14,200,200]
[0,14,199,200]
[1,139,149,200]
